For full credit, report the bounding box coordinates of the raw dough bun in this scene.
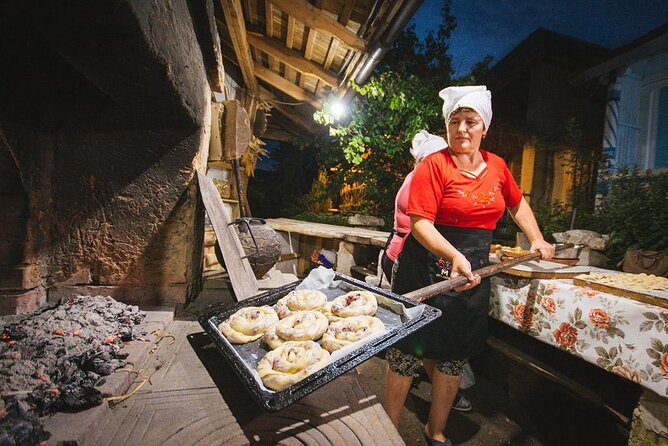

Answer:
[218,306,279,344]
[257,340,330,391]
[322,290,378,322]
[274,289,328,318]
[322,316,385,352]
[262,311,329,349]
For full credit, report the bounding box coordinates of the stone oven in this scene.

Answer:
[0,1,217,313]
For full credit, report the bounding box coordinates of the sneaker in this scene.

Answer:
[452,393,472,412]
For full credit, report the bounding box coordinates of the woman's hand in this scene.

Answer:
[530,239,555,260]
[450,253,481,292]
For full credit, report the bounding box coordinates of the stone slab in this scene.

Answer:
[0,264,42,289]
[48,284,189,306]
[0,286,46,315]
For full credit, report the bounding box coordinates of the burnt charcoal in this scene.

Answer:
[76,350,127,376]
[2,325,28,340]
[1,295,147,439]
[118,326,133,341]
[57,384,102,411]
[91,356,125,376]
[0,400,50,446]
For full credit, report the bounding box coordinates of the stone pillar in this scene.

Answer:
[336,241,355,276]
[628,389,668,445]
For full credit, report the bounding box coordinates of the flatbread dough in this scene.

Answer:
[219,306,279,344]
[322,316,385,352]
[257,340,330,391]
[576,272,668,292]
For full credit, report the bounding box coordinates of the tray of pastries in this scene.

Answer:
[199,270,441,411]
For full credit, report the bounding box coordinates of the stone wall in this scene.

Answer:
[0,1,215,311]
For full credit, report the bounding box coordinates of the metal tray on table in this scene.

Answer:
[199,273,441,412]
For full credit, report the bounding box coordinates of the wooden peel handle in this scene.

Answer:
[403,243,574,302]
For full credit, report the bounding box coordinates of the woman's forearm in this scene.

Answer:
[508,198,555,259]
[508,198,544,243]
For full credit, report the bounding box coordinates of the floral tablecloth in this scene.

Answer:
[490,275,668,397]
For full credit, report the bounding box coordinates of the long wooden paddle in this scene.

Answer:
[403,243,574,302]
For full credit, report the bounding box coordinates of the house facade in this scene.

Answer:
[483,28,611,207]
[577,24,668,172]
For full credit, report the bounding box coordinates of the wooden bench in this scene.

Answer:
[264,218,390,276]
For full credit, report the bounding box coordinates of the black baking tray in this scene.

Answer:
[199,273,441,412]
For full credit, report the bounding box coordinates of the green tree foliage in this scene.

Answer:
[308,0,490,222]
[597,169,668,266]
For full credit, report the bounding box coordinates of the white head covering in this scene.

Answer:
[439,85,493,130]
[411,130,446,162]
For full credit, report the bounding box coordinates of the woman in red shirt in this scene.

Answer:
[384,86,554,446]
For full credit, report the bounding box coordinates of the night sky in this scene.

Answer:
[410,0,668,76]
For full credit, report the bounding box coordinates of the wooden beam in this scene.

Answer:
[286,16,295,49]
[264,0,280,72]
[269,0,366,52]
[340,0,356,25]
[284,16,297,85]
[247,33,338,86]
[323,38,340,70]
[264,0,273,37]
[254,63,321,109]
[242,0,253,23]
[259,86,322,134]
[220,0,257,92]
[299,0,322,89]
[322,0,352,79]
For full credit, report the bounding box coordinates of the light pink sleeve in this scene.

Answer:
[385,173,413,262]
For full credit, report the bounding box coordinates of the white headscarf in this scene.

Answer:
[411,130,446,162]
[439,85,493,131]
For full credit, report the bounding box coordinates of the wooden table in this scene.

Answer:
[265,218,390,276]
[489,272,668,397]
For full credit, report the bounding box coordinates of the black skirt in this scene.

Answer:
[392,225,492,361]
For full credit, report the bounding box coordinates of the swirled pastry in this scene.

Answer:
[322,316,385,352]
[257,341,330,391]
[321,290,378,322]
[218,306,279,344]
[262,311,329,349]
[274,289,328,318]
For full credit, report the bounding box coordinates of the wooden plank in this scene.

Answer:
[503,260,592,280]
[323,37,340,70]
[220,0,257,92]
[573,277,668,309]
[286,15,295,48]
[264,217,390,242]
[197,171,259,300]
[269,0,366,51]
[222,100,251,159]
[247,33,338,86]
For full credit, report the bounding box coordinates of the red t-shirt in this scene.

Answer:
[407,149,523,229]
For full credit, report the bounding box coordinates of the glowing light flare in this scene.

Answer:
[330,100,347,120]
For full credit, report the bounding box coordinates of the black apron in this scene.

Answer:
[392,225,492,361]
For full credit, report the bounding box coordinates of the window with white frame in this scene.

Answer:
[642,74,668,170]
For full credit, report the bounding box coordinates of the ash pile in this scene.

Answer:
[1,295,146,445]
